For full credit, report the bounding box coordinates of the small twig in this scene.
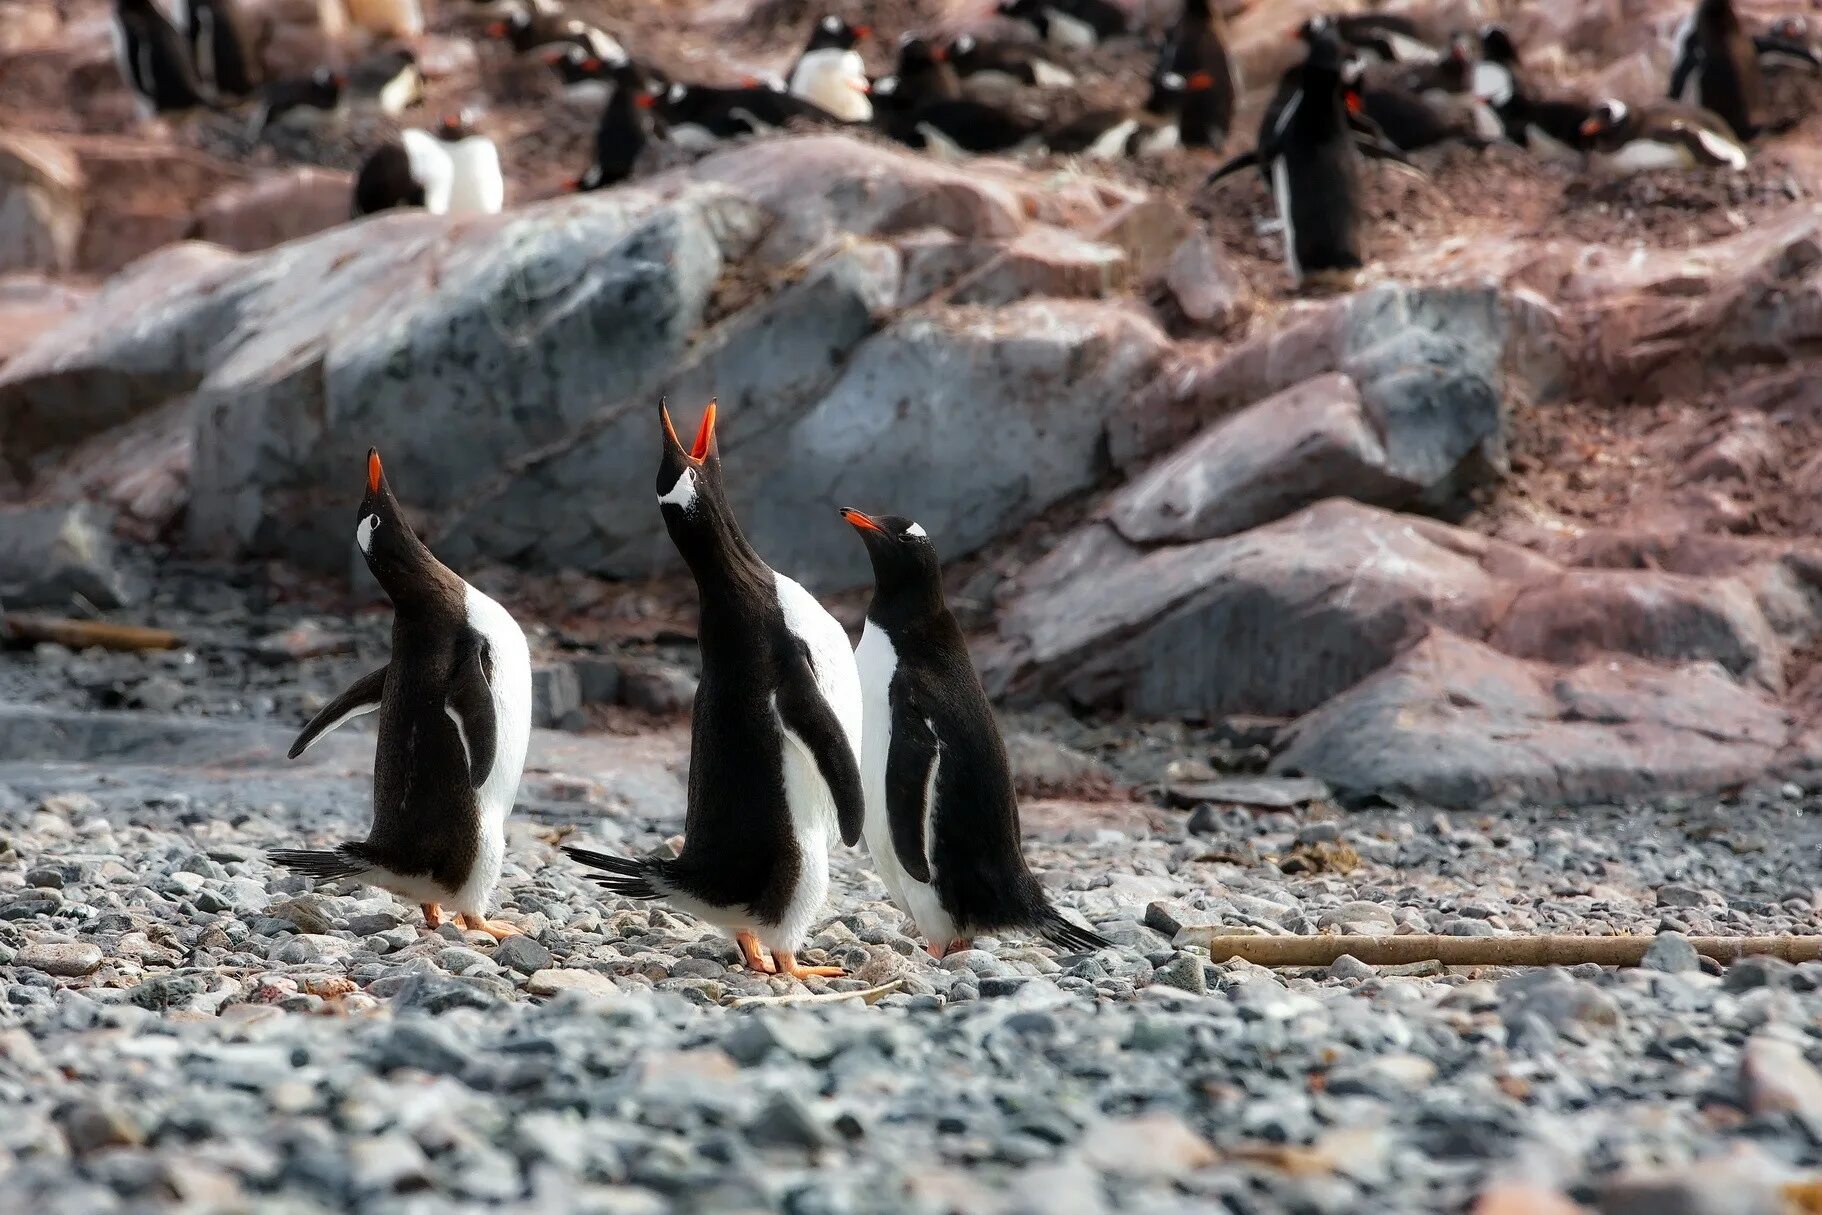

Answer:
[1177,933,1822,969]
[2,614,182,652]
[726,979,904,1008]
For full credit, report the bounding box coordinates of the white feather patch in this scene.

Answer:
[356,513,380,553]
[658,466,698,509]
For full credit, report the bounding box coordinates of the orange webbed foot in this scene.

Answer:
[773,950,843,981]
[737,931,778,974]
[459,913,522,940]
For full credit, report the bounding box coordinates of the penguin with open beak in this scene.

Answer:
[564,401,866,982]
[270,451,533,940]
[843,509,1110,960]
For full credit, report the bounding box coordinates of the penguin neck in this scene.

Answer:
[865,576,950,639]
[670,505,768,600]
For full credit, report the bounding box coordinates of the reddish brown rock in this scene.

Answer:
[951,225,1129,305]
[192,168,355,254]
[0,131,82,273]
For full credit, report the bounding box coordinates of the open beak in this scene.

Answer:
[663,400,716,463]
[367,448,383,493]
[840,508,885,534]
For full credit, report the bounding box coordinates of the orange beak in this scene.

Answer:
[636,91,656,108]
[932,46,947,61]
[367,449,382,493]
[853,24,872,39]
[840,508,884,533]
[485,20,506,37]
[1345,90,1362,114]
[1186,71,1214,90]
[690,400,716,461]
[1580,117,1600,136]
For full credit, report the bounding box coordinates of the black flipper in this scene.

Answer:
[883,686,940,885]
[1755,36,1822,71]
[1356,133,1422,171]
[268,845,371,881]
[775,647,866,848]
[288,667,387,759]
[1204,147,1260,187]
[1667,45,1700,102]
[446,631,498,788]
[562,846,661,899]
[1036,908,1112,952]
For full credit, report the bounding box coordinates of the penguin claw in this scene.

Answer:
[772,951,843,981]
[459,913,523,940]
[420,902,444,929]
[736,931,777,973]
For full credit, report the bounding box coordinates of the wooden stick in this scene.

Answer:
[726,979,903,1008]
[1176,932,1822,969]
[2,614,181,652]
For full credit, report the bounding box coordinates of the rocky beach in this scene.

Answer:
[5,0,1822,1210]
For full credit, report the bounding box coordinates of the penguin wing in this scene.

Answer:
[776,646,866,847]
[883,683,940,885]
[1203,147,1260,187]
[288,666,387,759]
[445,631,499,788]
[1668,41,1702,101]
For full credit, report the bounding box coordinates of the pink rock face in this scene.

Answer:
[192,169,356,254]
[0,274,91,368]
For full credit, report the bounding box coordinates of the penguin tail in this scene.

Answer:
[267,845,371,882]
[561,845,662,900]
[1036,908,1112,954]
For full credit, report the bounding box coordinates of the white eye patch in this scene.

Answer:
[658,467,699,510]
[905,523,927,538]
[357,513,380,552]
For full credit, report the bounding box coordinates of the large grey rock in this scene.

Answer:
[0,501,138,608]
[1272,631,1794,808]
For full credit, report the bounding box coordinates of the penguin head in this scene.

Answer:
[806,13,868,52]
[356,449,443,599]
[304,67,345,108]
[897,34,944,72]
[841,509,941,598]
[435,109,479,141]
[1581,98,1627,143]
[1479,25,1519,66]
[657,398,722,517]
[1771,16,1810,41]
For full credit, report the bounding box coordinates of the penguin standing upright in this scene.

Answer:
[270,451,533,940]
[564,402,866,982]
[789,14,873,123]
[113,0,209,115]
[576,59,663,190]
[842,510,1109,959]
[1151,0,1235,149]
[1669,0,1764,141]
[177,0,258,99]
[1206,21,1414,287]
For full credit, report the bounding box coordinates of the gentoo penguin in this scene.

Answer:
[487,2,624,62]
[1043,71,1198,159]
[1331,13,1441,64]
[1151,0,1235,149]
[113,0,209,115]
[945,32,1074,89]
[175,0,257,99]
[1669,0,1764,141]
[270,451,532,940]
[1395,33,1503,142]
[247,67,342,138]
[1206,24,1413,288]
[541,43,612,97]
[658,79,840,144]
[353,112,505,218]
[354,46,426,117]
[876,94,1042,158]
[789,14,872,123]
[873,33,963,112]
[843,510,1110,960]
[1476,25,1595,162]
[1356,79,1494,151]
[996,0,1127,51]
[575,60,663,191]
[564,402,866,982]
[1581,97,1749,172]
[1755,17,1822,72]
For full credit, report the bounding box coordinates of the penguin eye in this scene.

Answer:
[356,513,381,552]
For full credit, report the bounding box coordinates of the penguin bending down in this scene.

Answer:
[873,34,963,112]
[1331,13,1441,64]
[113,0,209,116]
[659,79,839,146]
[177,0,258,99]
[1755,18,1821,72]
[270,451,532,939]
[1581,98,1748,172]
[487,2,624,62]
[248,67,343,138]
[789,14,872,123]
[873,35,1040,157]
[945,33,1074,90]
[1475,25,1594,162]
[1669,0,1764,141]
[564,402,866,982]
[843,510,1110,960]
[1151,0,1235,149]
[353,112,505,217]
[1043,71,1202,159]
[576,60,664,191]
[996,0,1127,51]
[1206,27,1415,288]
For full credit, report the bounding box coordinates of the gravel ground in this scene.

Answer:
[4,570,1822,1214]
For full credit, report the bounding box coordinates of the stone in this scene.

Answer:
[1165,230,1251,328]
[1740,1035,1822,1124]
[0,502,138,608]
[58,1100,143,1155]
[1151,951,1207,995]
[1499,969,1624,1040]
[1163,776,1330,810]
[0,274,91,367]
[617,659,698,715]
[1004,731,1116,799]
[1640,931,1701,974]
[951,225,1129,306]
[525,968,619,998]
[1273,632,1793,810]
[492,934,552,976]
[1078,1114,1216,1180]
[531,664,581,729]
[746,1093,834,1150]
[0,131,82,274]
[15,941,102,976]
[190,168,354,254]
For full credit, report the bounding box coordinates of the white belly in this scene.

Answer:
[1270,155,1301,283]
[790,48,872,122]
[447,581,532,914]
[1086,118,1137,159]
[445,136,505,216]
[1045,10,1097,51]
[1603,138,1693,173]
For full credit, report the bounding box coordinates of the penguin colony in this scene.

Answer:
[272,411,1111,976]
[112,0,1822,275]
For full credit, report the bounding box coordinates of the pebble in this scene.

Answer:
[15,942,103,976]
[491,934,553,975]
[525,968,620,998]
[1641,930,1701,974]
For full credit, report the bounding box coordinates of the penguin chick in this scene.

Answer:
[113,0,210,116]
[564,401,866,983]
[789,13,873,122]
[844,509,1111,960]
[1669,0,1765,141]
[270,450,532,940]
[1582,97,1749,172]
[996,0,1128,51]
[177,0,259,99]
